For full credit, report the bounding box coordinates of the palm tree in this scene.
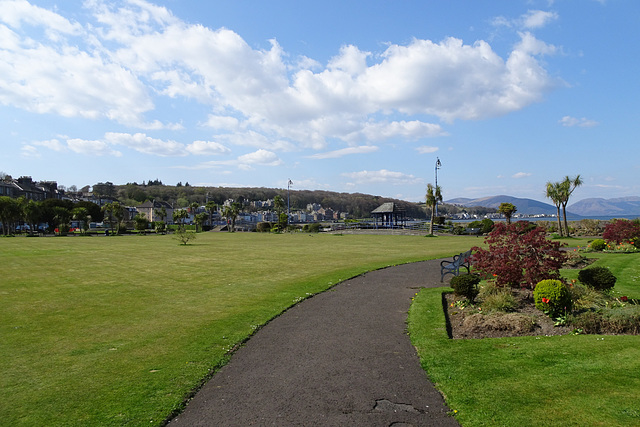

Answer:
[205,201,217,229]
[154,205,167,223]
[102,202,124,234]
[222,202,241,232]
[172,209,189,229]
[23,199,42,235]
[559,175,583,237]
[53,206,72,235]
[498,203,517,225]
[72,207,90,235]
[425,184,443,235]
[545,181,564,237]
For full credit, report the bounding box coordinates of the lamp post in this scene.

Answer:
[435,157,442,217]
[287,179,293,225]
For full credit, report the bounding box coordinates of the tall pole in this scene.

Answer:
[435,157,442,217]
[287,179,293,226]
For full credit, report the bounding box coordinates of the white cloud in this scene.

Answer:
[342,169,423,186]
[185,140,231,156]
[559,116,599,127]
[492,10,558,30]
[203,115,240,130]
[34,138,67,152]
[512,172,532,179]
[0,0,83,36]
[185,149,282,170]
[104,132,186,156]
[67,138,122,156]
[416,146,439,154]
[0,1,560,150]
[358,120,447,142]
[308,145,378,159]
[20,144,40,158]
[522,10,559,29]
[237,149,282,166]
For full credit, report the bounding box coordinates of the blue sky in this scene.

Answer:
[1,0,638,203]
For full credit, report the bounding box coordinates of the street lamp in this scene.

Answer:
[287,179,293,225]
[435,157,442,216]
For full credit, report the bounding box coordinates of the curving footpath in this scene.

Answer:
[168,259,459,426]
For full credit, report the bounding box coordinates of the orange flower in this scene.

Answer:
[541,297,550,304]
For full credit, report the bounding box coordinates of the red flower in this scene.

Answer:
[541,297,550,304]
[621,296,629,302]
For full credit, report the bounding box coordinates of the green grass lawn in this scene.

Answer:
[1,232,476,426]
[409,251,640,427]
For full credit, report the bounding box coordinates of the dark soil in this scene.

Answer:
[445,289,571,339]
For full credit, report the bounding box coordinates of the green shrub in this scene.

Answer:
[450,274,481,302]
[607,306,640,334]
[569,282,608,310]
[568,311,603,334]
[481,289,518,313]
[302,223,321,233]
[578,266,617,292]
[589,239,606,251]
[478,281,502,298]
[569,306,640,334]
[256,222,272,232]
[533,279,572,318]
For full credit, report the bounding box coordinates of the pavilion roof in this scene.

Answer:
[371,202,405,214]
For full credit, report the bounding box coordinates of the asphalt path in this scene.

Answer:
[168,259,459,426]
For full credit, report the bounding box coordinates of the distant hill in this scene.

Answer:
[446,195,565,216]
[567,197,640,217]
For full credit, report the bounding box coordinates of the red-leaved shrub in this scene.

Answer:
[472,221,567,289]
[602,219,640,247]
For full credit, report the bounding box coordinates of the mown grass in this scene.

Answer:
[1,232,476,426]
[409,251,640,427]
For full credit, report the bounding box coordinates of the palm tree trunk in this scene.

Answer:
[429,205,435,235]
[562,204,569,237]
[555,206,563,237]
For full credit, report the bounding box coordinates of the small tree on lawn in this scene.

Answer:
[174,227,196,245]
[472,221,567,289]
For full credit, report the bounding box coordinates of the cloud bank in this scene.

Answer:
[1,0,560,157]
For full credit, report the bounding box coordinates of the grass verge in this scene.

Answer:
[409,252,640,426]
[1,232,476,426]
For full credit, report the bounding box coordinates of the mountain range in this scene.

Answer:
[446,195,640,217]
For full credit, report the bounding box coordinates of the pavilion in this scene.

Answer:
[371,202,407,228]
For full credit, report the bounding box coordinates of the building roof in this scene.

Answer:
[371,202,405,214]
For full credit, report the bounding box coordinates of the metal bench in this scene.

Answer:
[440,249,472,282]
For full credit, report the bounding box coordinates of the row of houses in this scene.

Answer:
[0,176,62,201]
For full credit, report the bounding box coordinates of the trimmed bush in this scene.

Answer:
[589,239,606,251]
[578,266,617,292]
[450,274,481,302]
[302,223,321,233]
[533,279,572,318]
[256,222,272,233]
